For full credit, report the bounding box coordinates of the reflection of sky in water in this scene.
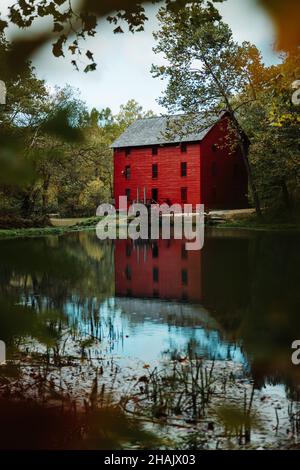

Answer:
[63,297,247,365]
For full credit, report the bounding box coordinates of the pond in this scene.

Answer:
[0,229,300,449]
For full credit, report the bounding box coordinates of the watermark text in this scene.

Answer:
[96,197,205,251]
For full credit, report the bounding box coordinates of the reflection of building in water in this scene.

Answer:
[114,238,244,363]
[114,297,219,331]
[114,239,202,303]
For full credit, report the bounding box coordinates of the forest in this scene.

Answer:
[0,33,154,227]
[0,0,299,229]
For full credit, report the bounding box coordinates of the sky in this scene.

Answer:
[1,0,280,114]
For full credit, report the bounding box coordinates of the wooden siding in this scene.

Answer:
[114,142,201,208]
[113,116,248,210]
[115,239,202,303]
[200,118,248,209]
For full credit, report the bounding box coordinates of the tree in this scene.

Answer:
[0,34,48,130]
[0,43,87,219]
[27,86,88,215]
[1,1,298,75]
[53,100,155,216]
[53,125,114,217]
[240,50,300,212]
[1,29,154,220]
[0,33,48,216]
[152,3,273,216]
[115,99,155,132]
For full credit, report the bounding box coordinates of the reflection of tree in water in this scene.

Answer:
[1,231,300,448]
[202,232,300,390]
[0,232,115,350]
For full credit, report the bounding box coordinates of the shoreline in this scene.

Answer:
[0,216,300,240]
[0,225,96,241]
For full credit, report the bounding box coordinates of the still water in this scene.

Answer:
[0,229,300,447]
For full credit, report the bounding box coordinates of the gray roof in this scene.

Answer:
[111,115,217,148]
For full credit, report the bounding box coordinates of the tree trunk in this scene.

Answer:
[21,186,39,218]
[21,191,33,218]
[42,175,51,215]
[281,179,292,211]
[230,113,263,219]
[238,137,263,219]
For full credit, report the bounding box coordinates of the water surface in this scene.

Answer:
[0,229,300,448]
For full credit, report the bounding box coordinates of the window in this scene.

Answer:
[152,243,159,258]
[211,161,217,177]
[125,147,131,157]
[181,269,188,286]
[125,265,132,281]
[125,188,131,201]
[126,243,132,258]
[153,267,159,283]
[152,188,158,202]
[125,165,131,180]
[181,244,188,260]
[152,163,158,179]
[152,146,158,156]
[181,187,188,203]
[181,162,187,177]
[181,142,187,153]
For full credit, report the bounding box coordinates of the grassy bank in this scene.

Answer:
[211,213,300,232]
[1,213,300,240]
[0,217,101,240]
[0,225,93,240]
[0,216,134,240]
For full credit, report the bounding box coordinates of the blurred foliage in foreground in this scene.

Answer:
[0,35,153,221]
[0,396,160,450]
[259,0,300,52]
[1,1,224,73]
[0,1,298,74]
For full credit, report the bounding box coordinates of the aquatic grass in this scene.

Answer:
[123,357,217,424]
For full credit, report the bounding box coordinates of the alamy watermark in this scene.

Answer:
[0,80,6,105]
[292,80,300,106]
[291,340,300,365]
[96,197,205,251]
[0,341,5,365]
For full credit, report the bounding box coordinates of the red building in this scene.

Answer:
[115,239,202,303]
[112,113,248,210]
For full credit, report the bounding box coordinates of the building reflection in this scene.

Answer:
[114,239,202,303]
[114,233,300,389]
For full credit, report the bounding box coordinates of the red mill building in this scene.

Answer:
[112,113,248,210]
[115,239,202,303]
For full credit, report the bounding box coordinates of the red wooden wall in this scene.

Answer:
[114,142,201,209]
[200,118,248,209]
[114,239,202,303]
[113,117,248,210]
